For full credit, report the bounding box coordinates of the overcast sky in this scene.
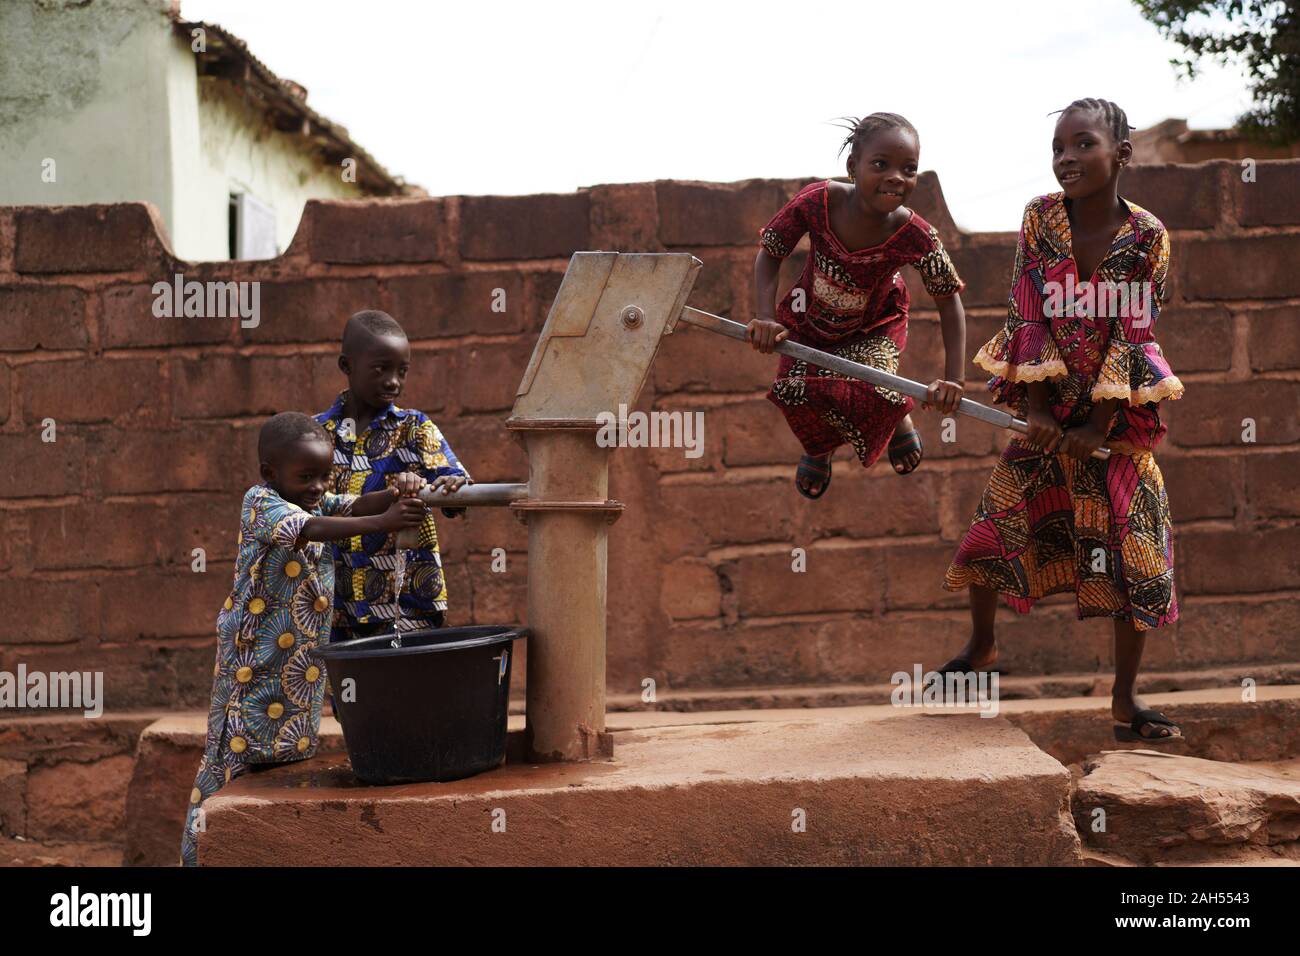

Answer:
[181,0,1254,232]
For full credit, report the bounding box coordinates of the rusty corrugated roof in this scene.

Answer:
[172,16,420,196]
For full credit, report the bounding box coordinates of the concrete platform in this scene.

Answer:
[198,709,1082,866]
[129,684,1300,865]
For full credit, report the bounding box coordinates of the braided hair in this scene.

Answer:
[1053,98,1135,143]
[836,112,919,159]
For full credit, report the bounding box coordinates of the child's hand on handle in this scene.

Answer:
[1059,422,1108,461]
[377,496,427,533]
[391,472,427,498]
[745,318,788,354]
[430,474,470,495]
[431,474,471,517]
[1025,407,1063,453]
[922,379,964,415]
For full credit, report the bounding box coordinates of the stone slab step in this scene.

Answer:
[197,710,1081,866]
[1073,750,1300,865]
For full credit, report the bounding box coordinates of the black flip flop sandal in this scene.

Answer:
[795,454,832,499]
[889,429,923,475]
[1114,708,1182,743]
[936,656,1009,677]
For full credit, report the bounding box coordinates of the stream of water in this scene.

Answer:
[389,548,407,648]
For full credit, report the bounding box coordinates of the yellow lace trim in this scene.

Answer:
[1090,375,1185,406]
[974,344,1069,382]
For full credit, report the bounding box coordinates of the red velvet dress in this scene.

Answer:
[759,181,964,466]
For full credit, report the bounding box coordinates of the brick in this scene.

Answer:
[0,431,86,497]
[0,757,25,837]
[459,193,590,261]
[882,539,966,609]
[809,467,943,537]
[92,424,252,495]
[1119,162,1227,229]
[910,405,1002,461]
[1168,380,1300,447]
[588,183,663,252]
[908,171,961,247]
[15,204,171,274]
[1244,450,1300,518]
[651,321,773,394]
[100,282,230,349]
[1247,305,1300,371]
[248,277,382,344]
[305,198,449,264]
[455,507,526,557]
[1233,159,1300,226]
[899,316,943,376]
[961,312,1005,384]
[525,270,567,332]
[383,271,528,338]
[100,568,232,642]
[172,353,313,419]
[660,559,721,620]
[464,554,527,622]
[947,238,1017,308]
[29,498,235,571]
[1165,598,1300,667]
[656,178,817,247]
[658,478,797,557]
[0,640,214,711]
[1181,526,1300,594]
[642,406,718,475]
[730,545,886,618]
[441,415,527,483]
[0,576,99,644]
[655,619,813,687]
[26,754,133,842]
[0,362,9,425]
[1159,453,1237,521]
[306,352,350,415]
[714,398,806,467]
[1159,306,1232,372]
[1182,235,1300,299]
[0,286,89,351]
[681,248,737,317]
[449,339,535,413]
[17,356,161,424]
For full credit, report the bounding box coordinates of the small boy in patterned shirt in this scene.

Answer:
[315,310,471,641]
[181,412,426,865]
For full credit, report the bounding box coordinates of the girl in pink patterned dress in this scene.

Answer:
[746,113,968,497]
[941,99,1186,743]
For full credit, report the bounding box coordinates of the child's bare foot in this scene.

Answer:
[795,452,833,499]
[1111,692,1183,741]
[888,415,923,474]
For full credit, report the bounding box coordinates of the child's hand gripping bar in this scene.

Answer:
[395,482,530,548]
[676,307,1111,461]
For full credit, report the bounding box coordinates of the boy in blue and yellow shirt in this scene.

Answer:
[315,310,471,641]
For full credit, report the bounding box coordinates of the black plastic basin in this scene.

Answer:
[318,625,527,785]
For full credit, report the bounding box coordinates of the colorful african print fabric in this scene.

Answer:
[945,194,1184,629]
[181,484,355,866]
[759,181,965,467]
[315,392,470,638]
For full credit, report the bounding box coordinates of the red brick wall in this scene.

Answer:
[1,162,1298,710]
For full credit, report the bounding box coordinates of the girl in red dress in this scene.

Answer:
[747,112,968,497]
